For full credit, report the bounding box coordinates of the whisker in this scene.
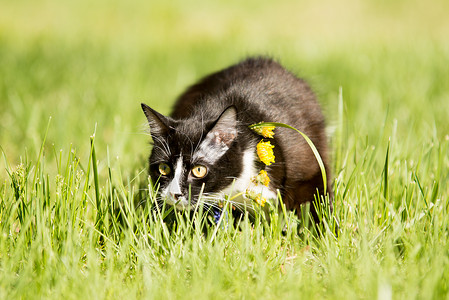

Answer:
[152,136,172,157]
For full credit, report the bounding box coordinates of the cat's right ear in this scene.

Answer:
[141,103,170,136]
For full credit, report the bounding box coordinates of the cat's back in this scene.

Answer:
[171,57,324,139]
[172,57,283,114]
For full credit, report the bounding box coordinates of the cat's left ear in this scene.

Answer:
[206,106,238,148]
[141,103,171,136]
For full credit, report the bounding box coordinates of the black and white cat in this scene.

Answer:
[142,57,331,219]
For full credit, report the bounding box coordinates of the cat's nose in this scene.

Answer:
[170,193,182,200]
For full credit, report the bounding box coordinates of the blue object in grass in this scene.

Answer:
[213,209,228,228]
[213,209,222,224]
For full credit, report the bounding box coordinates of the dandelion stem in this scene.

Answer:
[250,122,327,195]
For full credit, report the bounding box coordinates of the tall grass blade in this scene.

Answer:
[382,140,390,199]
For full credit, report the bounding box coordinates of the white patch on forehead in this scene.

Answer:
[193,106,237,164]
[168,157,183,195]
[193,132,230,164]
[161,156,192,208]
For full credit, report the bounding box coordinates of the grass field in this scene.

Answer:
[1,0,449,299]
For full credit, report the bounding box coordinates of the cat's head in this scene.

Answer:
[141,103,246,210]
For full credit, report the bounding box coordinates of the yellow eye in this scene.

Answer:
[158,163,171,176]
[191,165,207,178]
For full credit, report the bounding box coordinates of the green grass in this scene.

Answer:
[1,0,449,299]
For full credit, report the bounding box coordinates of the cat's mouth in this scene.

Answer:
[162,192,195,210]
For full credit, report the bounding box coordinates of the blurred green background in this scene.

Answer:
[1,0,448,173]
[1,3,448,298]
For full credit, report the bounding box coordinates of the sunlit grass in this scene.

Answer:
[1,0,449,298]
[1,114,448,298]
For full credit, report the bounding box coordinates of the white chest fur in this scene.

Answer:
[221,148,278,208]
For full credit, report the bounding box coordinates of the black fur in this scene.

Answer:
[142,57,332,217]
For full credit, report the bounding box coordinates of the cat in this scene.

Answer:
[141,57,332,221]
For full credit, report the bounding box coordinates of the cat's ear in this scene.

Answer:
[141,103,170,136]
[205,106,238,148]
[193,106,238,164]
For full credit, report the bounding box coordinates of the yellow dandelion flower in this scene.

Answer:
[256,140,275,166]
[254,195,267,207]
[255,170,270,186]
[244,190,267,207]
[252,124,275,138]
